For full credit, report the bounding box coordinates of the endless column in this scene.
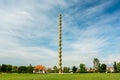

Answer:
[58,14,62,73]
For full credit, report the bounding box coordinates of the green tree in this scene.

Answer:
[47,68,53,73]
[6,65,12,72]
[100,64,107,73]
[113,62,117,73]
[18,66,28,73]
[72,66,77,73]
[93,58,100,72]
[1,64,7,72]
[63,67,70,73]
[0,65,1,72]
[12,66,18,73]
[53,66,58,73]
[117,62,120,72]
[28,64,33,73]
[79,64,86,73]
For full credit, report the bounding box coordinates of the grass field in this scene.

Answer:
[0,73,120,80]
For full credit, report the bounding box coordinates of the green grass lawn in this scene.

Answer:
[0,73,120,80]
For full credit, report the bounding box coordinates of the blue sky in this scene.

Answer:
[0,0,120,68]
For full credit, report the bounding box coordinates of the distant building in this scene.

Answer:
[33,65,47,73]
[87,68,97,73]
[106,67,114,73]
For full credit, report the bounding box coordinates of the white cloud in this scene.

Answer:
[61,1,120,67]
[62,35,108,67]
[101,54,120,65]
[0,37,57,66]
[0,0,60,66]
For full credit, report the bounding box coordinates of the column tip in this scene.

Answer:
[59,14,62,16]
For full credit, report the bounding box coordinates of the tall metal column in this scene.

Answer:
[58,14,62,73]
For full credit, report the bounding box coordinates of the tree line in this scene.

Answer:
[0,58,120,73]
[0,64,33,73]
[71,58,120,73]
